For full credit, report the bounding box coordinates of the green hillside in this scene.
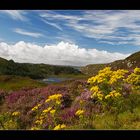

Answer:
[0,75,46,91]
[81,51,140,75]
[0,57,82,79]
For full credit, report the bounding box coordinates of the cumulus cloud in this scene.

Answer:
[13,28,44,38]
[0,41,130,66]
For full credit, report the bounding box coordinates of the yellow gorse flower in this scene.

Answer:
[88,67,113,85]
[12,111,20,116]
[53,124,66,130]
[45,98,51,103]
[105,90,121,99]
[50,109,56,114]
[45,94,62,104]
[125,68,140,90]
[134,67,140,74]
[31,103,42,111]
[75,109,84,116]
[90,85,99,92]
[53,124,61,130]
[35,119,43,125]
[90,86,103,100]
[109,69,128,85]
[61,124,66,129]
[42,107,52,114]
[31,127,40,130]
[48,94,62,100]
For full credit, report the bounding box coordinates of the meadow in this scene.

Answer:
[0,67,140,130]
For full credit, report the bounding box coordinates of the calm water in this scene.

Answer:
[40,77,70,84]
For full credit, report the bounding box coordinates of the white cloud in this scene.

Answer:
[42,19,63,31]
[0,10,27,21]
[40,10,140,46]
[0,41,130,66]
[14,28,44,38]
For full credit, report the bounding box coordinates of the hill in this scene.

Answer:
[0,57,82,79]
[81,51,140,75]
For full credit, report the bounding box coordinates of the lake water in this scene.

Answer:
[40,77,71,84]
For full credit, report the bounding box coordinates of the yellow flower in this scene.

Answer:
[35,119,43,125]
[45,94,62,104]
[61,124,66,129]
[53,124,61,130]
[42,107,52,114]
[53,124,66,130]
[56,100,61,105]
[97,93,103,101]
[45,98,51,103]
[108,90,121,98]
[87,76,97,84]
[48,94,62,100]
[37,103,42,107]
[50,109,56,114]
[90,86,99,92]
[114,92,121,97]
[75,109,84,116]
[125,70,140,90]
[12,111,20,116]
[90,86,103,100]
[109,69,128,85]
[105,94,111,99]
[134,67,140,74]
[31,106,38,111]
[31,127,40,130]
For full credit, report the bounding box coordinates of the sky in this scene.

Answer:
[0,10,140,66]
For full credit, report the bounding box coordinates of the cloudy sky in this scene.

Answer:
[0,10,140,66]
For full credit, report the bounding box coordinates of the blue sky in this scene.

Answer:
[0,10,140,66]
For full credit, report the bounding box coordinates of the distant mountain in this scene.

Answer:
[0,57,82,79]
[81,51,140,75]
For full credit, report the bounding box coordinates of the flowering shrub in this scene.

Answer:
[125,67,140,90]
[30,93,66,130]
[0,111,21,129]
[87,67,140,110]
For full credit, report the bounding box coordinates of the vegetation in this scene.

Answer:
[0,51,140,129]
[0,75,46,91]
[0,66,139,130]
[81,51,140,76]
[0,57,82,79]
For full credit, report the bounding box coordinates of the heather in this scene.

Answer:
[0,67,140,130]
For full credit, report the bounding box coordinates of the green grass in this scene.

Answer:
[0,75,46,91]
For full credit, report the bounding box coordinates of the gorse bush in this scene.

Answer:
[87,67,140,112]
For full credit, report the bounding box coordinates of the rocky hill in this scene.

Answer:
[81,51,140,76]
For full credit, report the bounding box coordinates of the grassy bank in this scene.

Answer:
[0,75,46,91]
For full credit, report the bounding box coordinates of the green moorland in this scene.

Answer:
[0,51,140,130]
[0,75,46,91]
[0,57,82,79]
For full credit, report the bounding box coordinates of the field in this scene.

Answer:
[0,67,140,130]
[0,75,46,91]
